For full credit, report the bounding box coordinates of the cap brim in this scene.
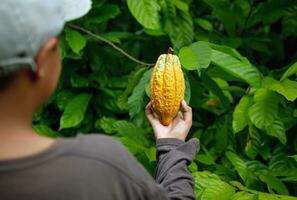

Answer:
[62,0,92,21]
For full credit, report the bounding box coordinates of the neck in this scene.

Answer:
[0,86,35,136]
[0,89,55,160]
[0,73,56,160]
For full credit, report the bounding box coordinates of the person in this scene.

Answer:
[0,0,200,199]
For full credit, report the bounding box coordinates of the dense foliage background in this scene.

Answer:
[34,0,297,199]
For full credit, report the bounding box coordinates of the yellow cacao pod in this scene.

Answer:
[150,48,185,126]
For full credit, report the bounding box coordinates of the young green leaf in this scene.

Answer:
[60,93,92,129]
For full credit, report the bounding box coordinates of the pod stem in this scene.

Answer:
[167,47,174,54]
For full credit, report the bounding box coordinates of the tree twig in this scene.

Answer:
[68,24,155,67]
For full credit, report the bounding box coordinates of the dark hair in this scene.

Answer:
[0,73,16,90]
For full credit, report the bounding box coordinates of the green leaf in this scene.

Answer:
[162,1,194,49]
[231,191,256,200]
[172,0,189,11]
[271,168,297,183]
[144,147,156,162]
[86,4,120,24]
[226,151,249,183]
[65,28,87,54]
[249,0,297,26]
[200,71,231,108]
[246,160,269,176]
[207,42,248,62]
[113,120,149,147]
[95,117,117,134]
[215,115,232,152]
[127,0,161,29]
[124,67,147,96]
[212,78,233,102]
[248,89,279,129]
[33,124,59,138]
[289,154,297,162]
[258,193,280,200]
[210,49,262,88]
[269,146,292,172]
[179,42,212,71]
[60,93,92,129]
[184,72,191,104]
[263,77,297,102]
[232,95,253,133]
[203,0,245,35]
[70,74,90,88]
[143,28,166,36]
[193,171,235,199]
[117,137,147,155]
[195,18,213,31]
[278,195,297,200]
[280,62,297,81]
[56,90,76,111]
[265,118,287,144]
[201,182,235,200]
[245,125,261,160]
[196,153,216,165]
[188,162,198,173]
[128,69,152,118]
[259,174,289,195]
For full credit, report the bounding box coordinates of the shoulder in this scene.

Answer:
[60,134,130,164]
[57,134,166,198]
[60,134,158,187]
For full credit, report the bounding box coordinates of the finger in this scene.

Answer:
[178,111,183,119]
[181,100,192,123]
[172,112,182,124]
[145,102,157,123]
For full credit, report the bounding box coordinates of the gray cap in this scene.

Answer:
[0,0,92,77]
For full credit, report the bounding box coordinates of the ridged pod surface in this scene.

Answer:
[150,50,185,126]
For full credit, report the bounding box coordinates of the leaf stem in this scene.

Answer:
[68,24,155,67]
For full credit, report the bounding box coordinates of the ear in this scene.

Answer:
[35,37,59,78]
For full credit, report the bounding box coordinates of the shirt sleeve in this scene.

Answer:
[154,138,200,200]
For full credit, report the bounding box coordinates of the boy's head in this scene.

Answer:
[0,0,91,107]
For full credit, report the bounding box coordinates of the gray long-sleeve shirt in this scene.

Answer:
[0,134,199,200]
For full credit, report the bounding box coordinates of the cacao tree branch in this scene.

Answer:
[68,24,155,67]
